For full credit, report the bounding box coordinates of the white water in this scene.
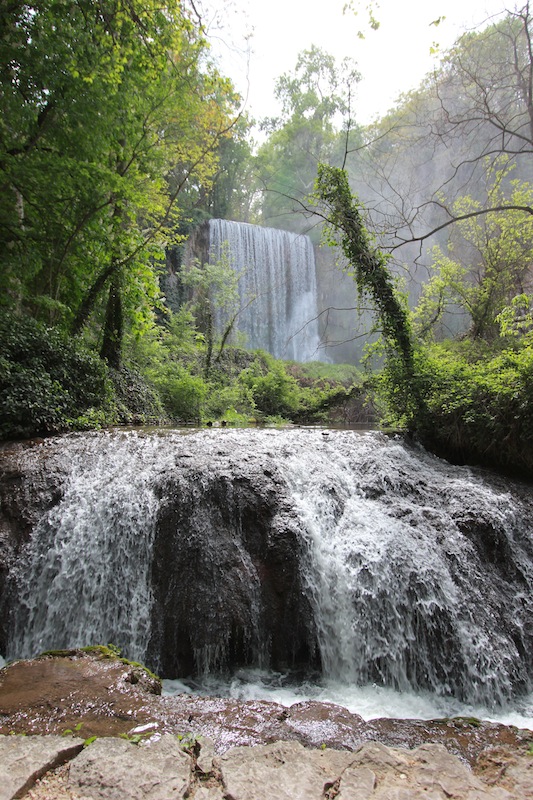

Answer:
[5,428,533,730]
[161,428,533,729]
[209,220,322,361]
[7,433,180,662]
[163,671,533,729]
[279,434,529,707]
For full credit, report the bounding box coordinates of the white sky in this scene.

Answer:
[203,0,513,126]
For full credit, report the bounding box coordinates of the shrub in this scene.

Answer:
[411,341,533,477]
[239,353,302,418]
[150,363,207,422]
[0,311,111,439]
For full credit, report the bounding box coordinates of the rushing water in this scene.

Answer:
[7,434,170,662]
[208,220,322,361]
[163,670,533,730]
[4,428,533,728]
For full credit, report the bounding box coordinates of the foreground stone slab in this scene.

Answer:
[336,741,513,799]
[67,734,192,800]
[4,735,533,800]
[0,735,84,800]
[219,739,353,800]
[216,739,528,800]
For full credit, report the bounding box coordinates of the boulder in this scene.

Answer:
[0,735,83,800]
[68,734,191,800]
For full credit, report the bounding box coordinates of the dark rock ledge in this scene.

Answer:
[0,650,532,799]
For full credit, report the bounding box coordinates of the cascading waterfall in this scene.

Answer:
[4,428,533,723]
[279,434,532,708]
[7,434,175,662]
[208,219,322,361]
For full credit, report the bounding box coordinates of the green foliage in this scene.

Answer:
[203,382,255,421]
[414,161,533,342]
[289,361,362,386]
[152,364,207,422]
[84,736,98,747]
[108,366,165,425]
[256,47,361,232]
[0,0,241,366]
[497,294,533,340]
[0,311,111,439]
[408,340,533,476]
[239,353,302,418]
[180,246,246,376]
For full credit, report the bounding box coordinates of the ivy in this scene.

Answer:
[314,163,425,422]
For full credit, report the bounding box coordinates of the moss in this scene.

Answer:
[39,644,161,686]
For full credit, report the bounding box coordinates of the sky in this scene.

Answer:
[202,0,513,126]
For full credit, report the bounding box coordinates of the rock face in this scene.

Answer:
[68,735,192,800]
[0,439,68,653]
[2,428,533,714]
[0,433,317,677]
[148,463,316,676]
[1,652,532,799]
[0,734,84,800]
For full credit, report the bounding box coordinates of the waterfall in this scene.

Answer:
[279,433,533,708]
[3,429,533,719]
[7,434,171,662]
[208,220,322,361]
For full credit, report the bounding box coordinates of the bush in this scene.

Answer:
[150,363,207,422]
[0,311,112,440]
[109,366,165,424]
[411,341,533,477]
[239,353,302,418]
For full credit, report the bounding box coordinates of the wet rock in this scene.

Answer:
[68,734,192,800]
[0,434,318,677]
[1,652,531,766]
[148,463,316,677]
[0,439,68,654]
[0,734,84,800]
[0,650,161,738]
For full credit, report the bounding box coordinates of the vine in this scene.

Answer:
[314,164,425,421]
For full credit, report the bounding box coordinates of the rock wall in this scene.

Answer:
[1,428,533,712]
[148,464,316,676]
[0,435,317,675]
[0,440,68,654]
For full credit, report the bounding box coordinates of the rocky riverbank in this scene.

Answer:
[1,650,532,799]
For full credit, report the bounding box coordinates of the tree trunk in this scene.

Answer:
[100,273,123,370]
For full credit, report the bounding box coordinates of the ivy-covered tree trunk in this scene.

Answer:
[315,164,426,421]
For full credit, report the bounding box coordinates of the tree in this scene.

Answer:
[255,47,361,232]
[180,245,246,378]
[413,160,533,341]
[315,164,425,418]
[0,0,240,367]
[433,5,533,172]
[357,5,533,258]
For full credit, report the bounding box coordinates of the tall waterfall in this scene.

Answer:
[208,220,322,361]
[3,429,533,722]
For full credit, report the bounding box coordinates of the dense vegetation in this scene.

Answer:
[2,1,533,478]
